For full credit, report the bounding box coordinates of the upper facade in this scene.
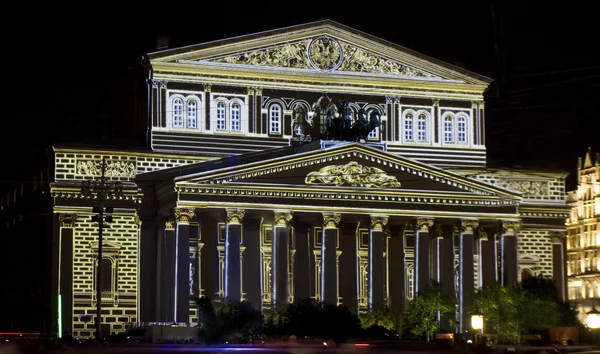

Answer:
[147,20,492,168]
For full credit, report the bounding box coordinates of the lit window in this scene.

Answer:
[231,103,241,131]
[457,116,467,143]
[405,113,413,141]
[269,105,281,134]
[187,100,197,128]
[216,102,226,130]
[444,116,453,142]
[173,98,183,127]
[417,114,427,141]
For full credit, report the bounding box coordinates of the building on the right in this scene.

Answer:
[567,148,600,325]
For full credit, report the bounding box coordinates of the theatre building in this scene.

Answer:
[50,20,570,338]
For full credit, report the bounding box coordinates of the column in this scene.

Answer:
[158,219,176,322]
[174,208,195,323]
[438,225,456,332]
[273,211,292,307]
[204,84,211,130]
[478,228,496,288]
[415,217,434,294]
[321,212,341,305]
[225,208,244,301]
[550,231,567,301]
[387,224,405,331]
[255,88,264,134]
[293,221,311,302]
[501,220,521,287]
[459,219,478,333]
[58,213,77,336]
[369,215,388,308]
[247,87,255,134]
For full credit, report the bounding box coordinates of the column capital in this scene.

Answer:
[502,220,522,235]
[165,219,175,230]
[255,87,263,96]
[134,213,142,227]
[175,207,195,224]
[416,217,434,231]
[59,213,78,228]
[226,208,246,225]
[549,231,566,244]
[370,215,388,231]
[432,98,440,107]
[477,227,488,241]
[247,87,255,95]
[203,83,212,92]
[322,212,341,229]
[434,225,444,239]
[274,210,293,227]
[461,219,479,233]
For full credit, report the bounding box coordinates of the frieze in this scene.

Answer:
[499,179,550,196]
[76,159,136,178]
[305,161,401,188]
[210,36,434,77]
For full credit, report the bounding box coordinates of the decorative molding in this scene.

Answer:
[165,219,175,230]
[203,83,212,92]
[76,159,136,178]
[175,208,196,224]
[502,220,522,235]
[323,212,342,229]
[135,214,142,227]
[416,217,434,231]
[59,213,77,228]
[305,161,401,188]
[274,211,293,227]
[246,87,255,95]
[549,231,565,244]
[226,208,245,225]
[209,36,434,77]
[255,87,263,96]
[370,215,388,231]
[432,99,440,107]
[461,219,479,233]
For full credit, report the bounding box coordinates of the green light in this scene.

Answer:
[58,294,62,339]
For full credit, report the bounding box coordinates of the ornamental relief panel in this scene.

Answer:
[305,161,401,188]
[499,179,550,196]
[209,36,435,77]
[76,159,136,178]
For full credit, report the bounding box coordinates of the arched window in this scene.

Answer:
[404,113,414,141]
[269,104,281,134]
[173,98,184,127]
[407,265,414,299]
[417,114,427,141]
[187,100,197,128]
[457,115,467,143]
[444,115,454,142]
[216,102,226,130]
[230,103,241,131]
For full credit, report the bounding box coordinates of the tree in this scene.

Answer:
[470,280,561,344]
[403,282,456,342]
[197,297,262,344]
[359,302,396,331]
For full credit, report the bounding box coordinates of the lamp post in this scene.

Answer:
[471,313,484,347]
[80,157,123,339]
[587,307,600,344]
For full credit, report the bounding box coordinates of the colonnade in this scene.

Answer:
[138,206,564,332]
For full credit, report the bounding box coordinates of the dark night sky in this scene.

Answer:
[0,0,599,333]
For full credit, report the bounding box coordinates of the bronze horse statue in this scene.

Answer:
[350,109,381,142]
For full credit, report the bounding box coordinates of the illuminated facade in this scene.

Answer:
[566,149,600,324]
[50,20,569,337]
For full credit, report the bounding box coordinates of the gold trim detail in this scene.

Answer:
[416,218,434,231]
[305,161,401,188]
[175,208,196,224]
[370,216,388,231]
[165,219,175,230]
[478,228,488,241]
[323,212,342,229]
[226,208,246,225]
[549,231,565,244]
[274,211,293,227]
[59,213,77,228]
[461,219,479,233]
[502,221,522,234]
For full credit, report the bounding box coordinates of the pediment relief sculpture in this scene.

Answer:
[210,36,435,77]
[305,161,401,188]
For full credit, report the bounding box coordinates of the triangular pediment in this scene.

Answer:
[149,20,490,85]
[174,143,520,200]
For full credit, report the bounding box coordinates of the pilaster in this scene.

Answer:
[322,212,341,305]
[459,218,478,333]
[415,217,434,294]
[369,215,388,308]
[501,220,521,287]
[174,208,195,322]
[225,208,245,301]
[550,231,567,301]
[58,213,77,337]
[273,210,292,308]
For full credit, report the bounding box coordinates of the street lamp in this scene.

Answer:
[471,313,484,347]
[587,307,600,329]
